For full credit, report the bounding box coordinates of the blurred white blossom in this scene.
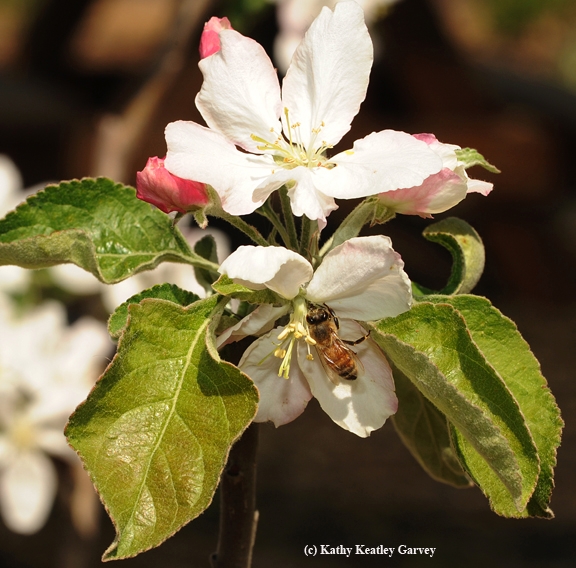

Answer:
[0,155,30,294]
[273,0,400,73]
[0,154,230,309]
[0,297,111,533]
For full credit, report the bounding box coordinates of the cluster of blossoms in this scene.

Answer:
[136,0,493,437]
[0,298,110,533]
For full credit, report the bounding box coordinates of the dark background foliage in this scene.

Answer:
[0,0,574,566]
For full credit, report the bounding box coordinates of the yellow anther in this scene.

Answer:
[277,327,291,341]
[274,348,286,358]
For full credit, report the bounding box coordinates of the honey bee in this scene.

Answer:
[306,304,369,383]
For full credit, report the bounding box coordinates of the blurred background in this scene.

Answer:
[0,0,575,566]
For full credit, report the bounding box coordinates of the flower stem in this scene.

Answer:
[210,207,270,247]
[319,197,394,257]
[279,186,299,251]
[210,423,259,568]
[256,201,292,248]
[299,216,317,261]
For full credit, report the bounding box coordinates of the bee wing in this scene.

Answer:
[316,341,364,384]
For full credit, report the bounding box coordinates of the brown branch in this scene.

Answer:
[210,423,259,568]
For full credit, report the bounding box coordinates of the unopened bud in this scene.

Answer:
[136,156,209,214]
[199,16,233,59]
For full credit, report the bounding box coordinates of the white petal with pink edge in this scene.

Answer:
[297,320,397,437]
[165,121,273,215]
[314,130,444,199]
[196,29,282,153]
[219,245,313,300]
[306,236,412,321]
[281,1,373,151]
[240,329,313,426]
[216,304,290,348]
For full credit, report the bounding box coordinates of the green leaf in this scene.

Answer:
[212,274,287,305]
[416,217,485,295]
[107,283,201,340]
[0,178,219,283]
[371,302,539,513]
[193,235,221,294]
[391,366,472,488]
[427,295,563,517]
[66,296,258,560]
[455,147,501,174]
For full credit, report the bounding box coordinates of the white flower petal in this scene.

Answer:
[281,1,373,150]
[216,304,290,348]
[317,130,443,199]
[378,168,468,217]
[0,154,24,213]
[0,451,57,534]
[287,169,338,225]
[298,320,397,437]
[253,167,338,226]
[0,266,30,294]
[240,329,313,426]
[220,245,313,300]
[165,121,272,215]
[306,235,412,320]
[36,428,76,461]
[466,177,493,196]
[196,29,283,153]
[49,264,104,295]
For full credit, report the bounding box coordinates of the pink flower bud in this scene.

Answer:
[136,156,209,214]
[199,16,233,59]
[378,134,492,217]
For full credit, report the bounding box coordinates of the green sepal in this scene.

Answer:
[455,147,501,174]
[212,274,287,305]
[426,294,563,518]
[320,197,395,257]
[107,283,201,340]
[66,295,258,560]
[0,178,218,283]
[414,217,485,296]
[193,235,221,294]
[391,365,472,487]
[371,302,539,513]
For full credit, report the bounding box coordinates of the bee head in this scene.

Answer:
[306,304,339,328]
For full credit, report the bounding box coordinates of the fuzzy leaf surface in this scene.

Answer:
[0,178,217,283]
[66,296,258,560]
[371,302,539,512]
[414,217,485,295]
[107,283,200,340]
[455,147,501,173]
[391,366,472,488]
[193,234,221,293]
[427,295,563,517]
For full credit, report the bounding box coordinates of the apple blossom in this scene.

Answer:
[377,133,493,217]
[218,235,412,437]
[199,16,233,59]
[0,298,111,533]
[136,156,209,214]
[164,1,443,227]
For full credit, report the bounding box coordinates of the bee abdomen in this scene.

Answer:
[339,362,358,381]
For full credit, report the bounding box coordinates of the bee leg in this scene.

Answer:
[343,330,370,346]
